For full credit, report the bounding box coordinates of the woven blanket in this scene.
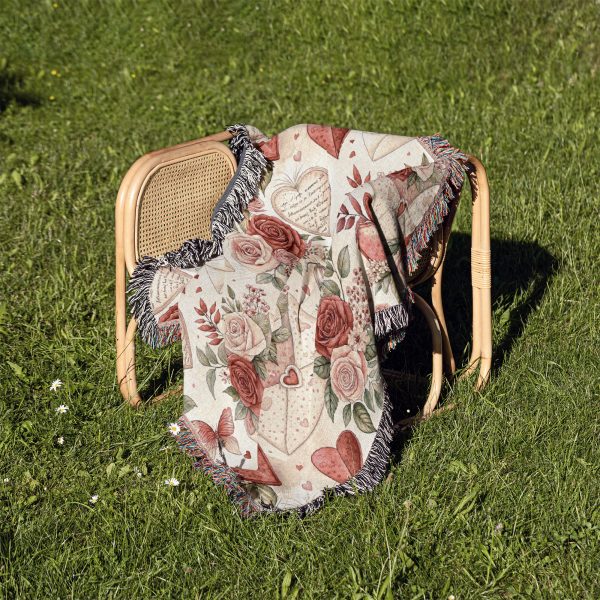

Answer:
[128,123,466,516]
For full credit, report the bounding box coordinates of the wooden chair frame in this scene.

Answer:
[116,131,491,416]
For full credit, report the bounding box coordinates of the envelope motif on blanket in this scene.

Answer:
[128,123,466,516]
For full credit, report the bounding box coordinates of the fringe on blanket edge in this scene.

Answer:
[173,384,395,519]
[127,124,270,348]
[408,135,467,277]
[374,295,413,357]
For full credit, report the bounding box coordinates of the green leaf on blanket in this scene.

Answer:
[235,402,248,420]
[337,246,350,278]
[253,357,268,380]
[253,313,271,338]
[205,344,218,365]
[276,264,288,278]
[295,262,303,274]
[374,389,383,408]
[272,276,285,290]
[343,403,352,427]
[387,239,401,255]
[196,347,211,367]
[183,395,195,411]
[271,327,290,343]
[206,368,216,399]
[217,343,228,365]
[365,343,377,361]
[227,285,235,300]
[353,402,376,433]
[256,273,273,285]
[224,386,239,400]
[325,382,339,422]
[313,355,331,379]
[324,263,334,278]
[321,280,341,297]
[267,342,278,363]
[363,388,374,411]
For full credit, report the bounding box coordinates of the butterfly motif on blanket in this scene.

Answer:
[191,407,241,462]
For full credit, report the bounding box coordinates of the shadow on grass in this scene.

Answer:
[0,69,40,113]
[384,233,557,457]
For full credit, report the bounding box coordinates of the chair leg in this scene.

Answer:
[461,156,492,388]
[470,156,492,389]
[430,258,456,377]
[116,202,142,407]
[413,292,443,417]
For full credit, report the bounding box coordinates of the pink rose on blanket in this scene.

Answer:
[222,312,266,359]
[356,220,387,261]
[315,296,353,358]
[223,232,279,273]
[247,215,306,258]
[330,345,367,402]
[228,354,264,415]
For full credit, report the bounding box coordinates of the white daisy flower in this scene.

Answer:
[57,436,64,445]
[89,494,99,504]
[167,423,181,436]
[55,404,69,414]
[164,477,180,487]
[2,478,9,484]
[50,379,63,392]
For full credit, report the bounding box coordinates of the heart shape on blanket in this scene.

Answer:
[311,430,363,483]
[270,168,331,235]
[307,124,349,158]
[280,364,302,388]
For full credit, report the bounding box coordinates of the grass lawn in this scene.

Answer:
[1,0,598,597]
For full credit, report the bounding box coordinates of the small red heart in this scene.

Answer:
[280,365,301,388]
[296,464,303,470]
[195,287,202,293]
[293,150,302,161]
[194,274,199,279]
[301,481,313,491]
[244,450,251,459]
[283,369,299,386]
[349,151,356,158]
[294,132,299,140]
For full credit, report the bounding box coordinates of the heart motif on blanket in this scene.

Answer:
[270,168,331,235]
[280,365,302,388]
[233,445,281,486]
[257,135,279,161]
[307,124,349,158]
[257,364,326,455]
[362,131,412,162]
[311,430,363,483]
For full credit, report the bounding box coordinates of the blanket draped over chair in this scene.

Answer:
[127,123,466,516]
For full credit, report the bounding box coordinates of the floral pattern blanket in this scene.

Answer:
[128,123,466,516]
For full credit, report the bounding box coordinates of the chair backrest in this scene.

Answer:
[116,137,236,275]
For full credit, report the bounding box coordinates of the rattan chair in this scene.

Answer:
[115,131,491,417]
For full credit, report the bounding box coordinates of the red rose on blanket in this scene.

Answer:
[330,345,368,402]
[228,354,264,414]
[247,215,306,258]
[223,232,279,273]
[315,296,354,358]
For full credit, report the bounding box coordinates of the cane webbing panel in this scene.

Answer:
[137,152,234,259]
